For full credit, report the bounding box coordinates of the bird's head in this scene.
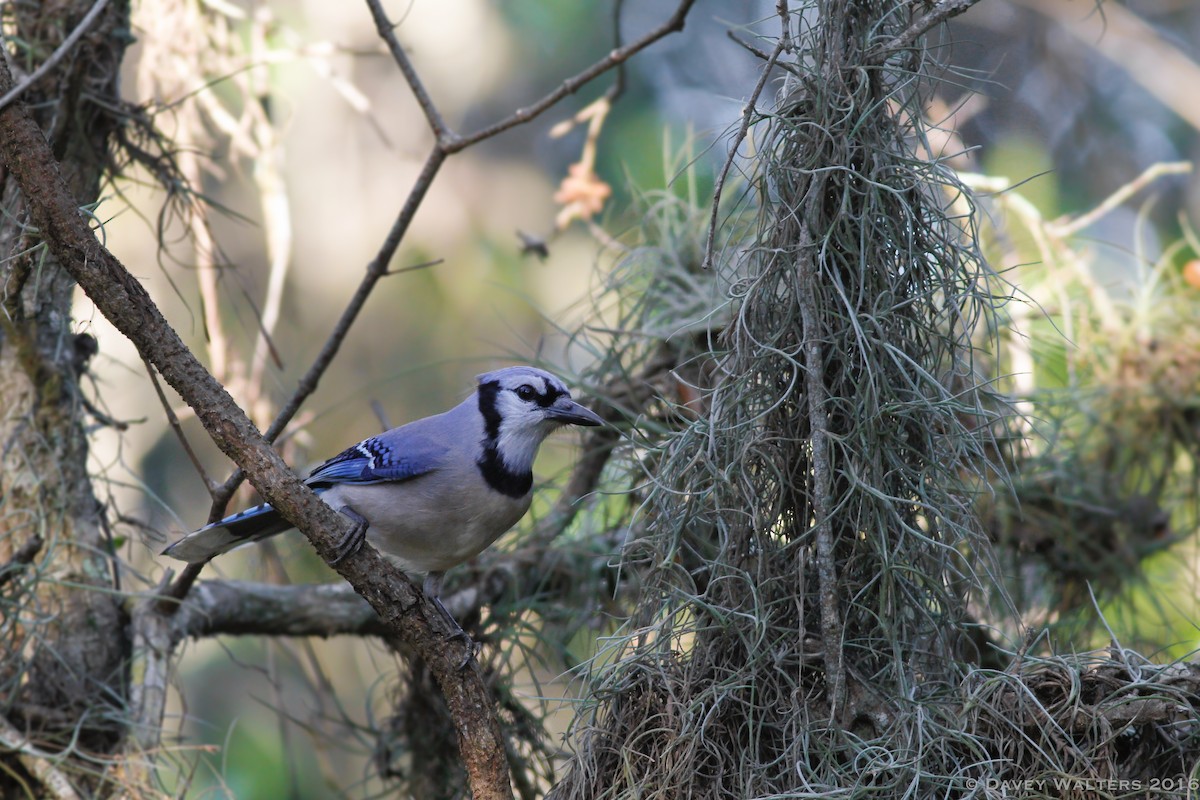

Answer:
[475,366,602,476]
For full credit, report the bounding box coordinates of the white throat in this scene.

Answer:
[495,420,551,474]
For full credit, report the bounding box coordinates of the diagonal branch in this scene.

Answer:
[364,0,456,145]
[455,0,696,149]
[0,0,112,112]
[0,56,511,800]
[702,10,787,270]
[207,0,698,541]
[208,145,449,512]
[870,0,985,60]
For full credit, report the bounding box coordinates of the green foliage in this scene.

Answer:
[967,165,1200,648]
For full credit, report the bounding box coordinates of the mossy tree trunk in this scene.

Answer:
[0,1,133,794]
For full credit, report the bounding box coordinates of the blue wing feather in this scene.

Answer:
[305,430,444,487]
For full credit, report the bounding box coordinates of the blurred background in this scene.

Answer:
[74,0,1200,795]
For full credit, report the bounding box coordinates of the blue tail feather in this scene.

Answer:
[163,502,293,563]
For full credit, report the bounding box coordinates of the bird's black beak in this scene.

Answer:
[545,397,603,427]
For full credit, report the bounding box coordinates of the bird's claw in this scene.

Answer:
[428,592,477,668]
[329,506,368,565]
[455,634,479,670]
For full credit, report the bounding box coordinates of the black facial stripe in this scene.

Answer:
[476,379,533,498]
[478,380,503,440]
[528,378,562,408]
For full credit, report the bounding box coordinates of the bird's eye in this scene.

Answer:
[516,384,537,402]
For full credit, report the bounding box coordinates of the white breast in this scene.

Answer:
[319,479,531,574]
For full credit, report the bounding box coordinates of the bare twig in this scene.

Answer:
[0,0,112,112]
[702,21,786,269]
[0,715,82,800]
[871,0,984,59]
[142,356,216,492]
[364,0,456,144]
[385,256,443,277]
[604,0,629,104]
[1049,160,1193,238]
[455,0,696,150]
[268,144,446,438]
[728,31,790,68]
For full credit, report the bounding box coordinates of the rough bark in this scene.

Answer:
[0,1,133,793]
[0,36,516,800]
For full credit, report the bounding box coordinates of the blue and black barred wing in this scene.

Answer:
[304,430,446,488]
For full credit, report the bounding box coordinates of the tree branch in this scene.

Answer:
[208,0,697,519]
[171,580,387,640]
[702,6,787,270]
[870,0,984,60]
[364,0,456,145]
[455,0,696,149]
[0,0,111,112]
[796,216,846,720]
[0,56,510,800]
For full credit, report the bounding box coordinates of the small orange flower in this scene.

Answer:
[553,162,612,229]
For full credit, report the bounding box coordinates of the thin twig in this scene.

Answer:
[364,0,456,144]
[796,218,846,720]
[702,32,785,269]
[0,0,112,111]
[871,0,983,59]
[603,0,628,104]
[0,715,82,800]
[142,356,216,492]
[726,31,773,64]
[1049,161,1193,238]
[385,256,443,277]
[456,0,696,150]
[269,143,439,408]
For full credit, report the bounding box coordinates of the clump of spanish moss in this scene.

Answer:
[553,1,1006,796]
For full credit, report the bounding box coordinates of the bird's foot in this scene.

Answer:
[329,506,368,565]
[456,638,479,670]
[427,589,477,669]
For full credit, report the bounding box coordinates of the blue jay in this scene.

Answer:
[163,366,602,620]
